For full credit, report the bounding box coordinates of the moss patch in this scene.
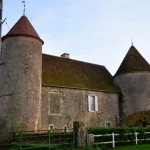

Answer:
[42,54,119,93]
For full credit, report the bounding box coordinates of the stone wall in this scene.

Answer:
[41,86,119,130]
[0,36,42,132]
[114,72,150,125]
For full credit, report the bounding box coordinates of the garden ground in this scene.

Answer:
[115,144,150,150]
[77,144,150,150]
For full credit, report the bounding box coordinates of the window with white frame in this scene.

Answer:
[88,95,98,112]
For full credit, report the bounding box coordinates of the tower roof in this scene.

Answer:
[114,46,150,77]
[2,16,44,44]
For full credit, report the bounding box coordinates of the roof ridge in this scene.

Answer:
[42,53,105,68]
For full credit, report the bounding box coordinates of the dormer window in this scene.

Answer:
[88,95,98,112]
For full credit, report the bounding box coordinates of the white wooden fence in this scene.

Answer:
[87,132,150,148]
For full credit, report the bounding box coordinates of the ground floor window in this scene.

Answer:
[49,124,54,131]
[105,122,111,128]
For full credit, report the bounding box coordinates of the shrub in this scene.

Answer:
[126,111,150,127]
[87,126,150,147]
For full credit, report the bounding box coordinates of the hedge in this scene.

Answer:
[87,127,150,147]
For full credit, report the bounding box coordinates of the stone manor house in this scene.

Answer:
[0,15,150,132]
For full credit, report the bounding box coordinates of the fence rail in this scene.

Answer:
[87,132,150,148]
[0,129,74,150]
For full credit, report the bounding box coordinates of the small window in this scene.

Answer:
[64,126,67,133]
[88,95,98,112]
[49,124,54,131]
[106,122,111,128]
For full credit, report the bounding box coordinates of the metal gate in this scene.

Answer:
[0,129,74,150]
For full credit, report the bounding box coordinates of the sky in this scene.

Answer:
[2,0,150,75]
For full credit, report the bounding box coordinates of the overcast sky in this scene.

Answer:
[2,0,150,75]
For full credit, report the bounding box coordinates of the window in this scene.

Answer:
[106,122,111,128]
[64,126,67,133]
[88,95,98,112]
[48,92,62,115]
[49,124,54,131]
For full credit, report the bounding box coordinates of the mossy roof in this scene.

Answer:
[42,54,119,93]
[114,46,150,77]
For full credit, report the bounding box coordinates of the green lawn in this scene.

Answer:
[78,144,150,150]
[115,144,150,150]
[7,144,150,150]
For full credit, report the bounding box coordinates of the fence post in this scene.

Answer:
[112,133,115,148]
[49,130,50,150]
[86,134,94,147]
[20,132,22,149]
[135,132,138,145]
[73,121,86,148]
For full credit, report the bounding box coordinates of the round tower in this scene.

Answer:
[114,46,150,125]
[0,15,44,132]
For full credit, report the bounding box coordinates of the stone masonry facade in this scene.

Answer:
[114,72,150,125]
[0,36,42,132]
[41,86,119,130]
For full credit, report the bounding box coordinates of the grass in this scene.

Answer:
[115,144,150,150]
[4,143,150,150]
[9,143,73,150]
[76,144,150,150]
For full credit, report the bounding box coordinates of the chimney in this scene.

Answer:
[61,53,70,58]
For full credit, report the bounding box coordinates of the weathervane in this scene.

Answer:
[22,1,26,16]
[131,36,133,46]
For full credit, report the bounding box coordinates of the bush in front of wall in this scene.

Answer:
[126,110,150,127]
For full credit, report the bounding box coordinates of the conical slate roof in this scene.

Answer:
[114,46,150,77]
[2,16,44,44]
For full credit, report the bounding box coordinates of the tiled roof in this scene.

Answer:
[2,16,44,44]
[42,54,119,93]
[114,46,150,77]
